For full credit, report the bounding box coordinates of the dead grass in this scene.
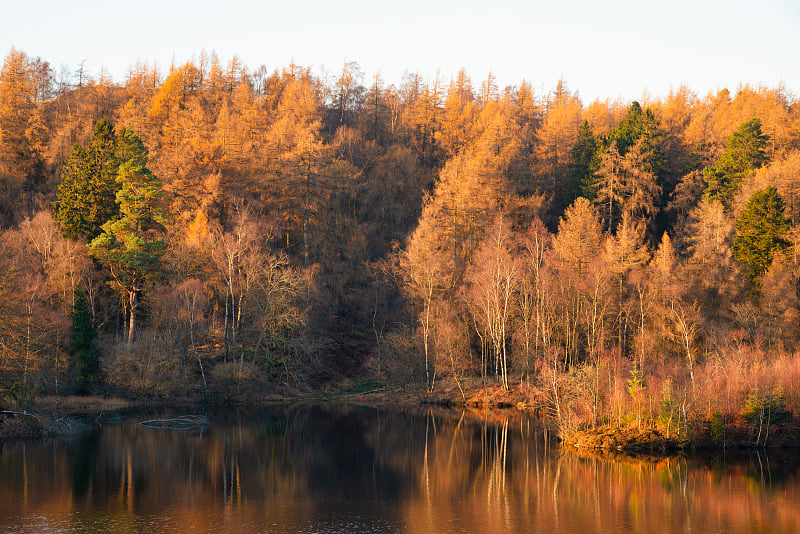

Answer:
[694,346,800,417]
[561,425,682,452]
[100,331,204,400]
[34,395,133,415]
[0,412,88,440]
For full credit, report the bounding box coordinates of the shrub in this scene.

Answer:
[207,361,270,404]
[709,412,726,445]
[100,330,201,399]
[69,291,100,391]
[742,387,790,424]
[366,331,422,385]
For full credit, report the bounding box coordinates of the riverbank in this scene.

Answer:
[0,396,132,440]
[322,376,543,410]
[560,417,800,452]
[560,425,684,452]
[0,411,88,440]
[4,376,799,452]
[336,376,800,451]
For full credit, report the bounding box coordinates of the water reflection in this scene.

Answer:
[1,405,799,533]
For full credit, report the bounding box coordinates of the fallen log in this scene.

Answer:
[137,415,210,430]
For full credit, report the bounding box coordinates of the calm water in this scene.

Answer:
[1,405,799,533]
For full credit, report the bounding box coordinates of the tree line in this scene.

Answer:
[0,47,799,420]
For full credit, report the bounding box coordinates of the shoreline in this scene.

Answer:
[345,379,800,452]
[3,382,799,453]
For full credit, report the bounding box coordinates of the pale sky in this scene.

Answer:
[3,0,799,103]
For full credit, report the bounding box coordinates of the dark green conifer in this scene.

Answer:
[89,132,168,345]
[70,291,99,390]
[704,118,769,208]
[604,101,666,176]
[54,118,122,240]
[569,120,599,200]
[733,186,790,287]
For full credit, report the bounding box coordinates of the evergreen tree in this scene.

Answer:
[114,125,149,167]
[70,291,99,390]
[89,133,168,345]
[55,119,122,240]
[704,118,769,208]
[733,186,790,287]
[603,101,666,176]
[588,102,666,230]
[569,120,599,201]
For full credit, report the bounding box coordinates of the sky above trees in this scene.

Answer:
[3,0,798,102]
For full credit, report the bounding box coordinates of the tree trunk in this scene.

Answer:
[189,314,208,394]
[423,283,432,391]
[127,290,136,347]
[223,285,230,361]
[303,157,311,268]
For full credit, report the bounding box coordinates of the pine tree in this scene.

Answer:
[704,118,769,208]
[55,119,122,240]
[89,132,167,345]
[70,291,99,390]
[733,186,790,287]
[603,101,665,176]
[570,120,598,201]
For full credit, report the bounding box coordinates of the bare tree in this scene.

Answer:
[463,216,520,390]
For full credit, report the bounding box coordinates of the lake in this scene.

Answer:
[1,405,799,533]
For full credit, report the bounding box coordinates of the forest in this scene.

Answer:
[1,47,799,438]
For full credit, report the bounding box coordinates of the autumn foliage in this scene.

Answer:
[0,48,798,429]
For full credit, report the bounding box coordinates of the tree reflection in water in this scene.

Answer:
[0,405,799,533]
